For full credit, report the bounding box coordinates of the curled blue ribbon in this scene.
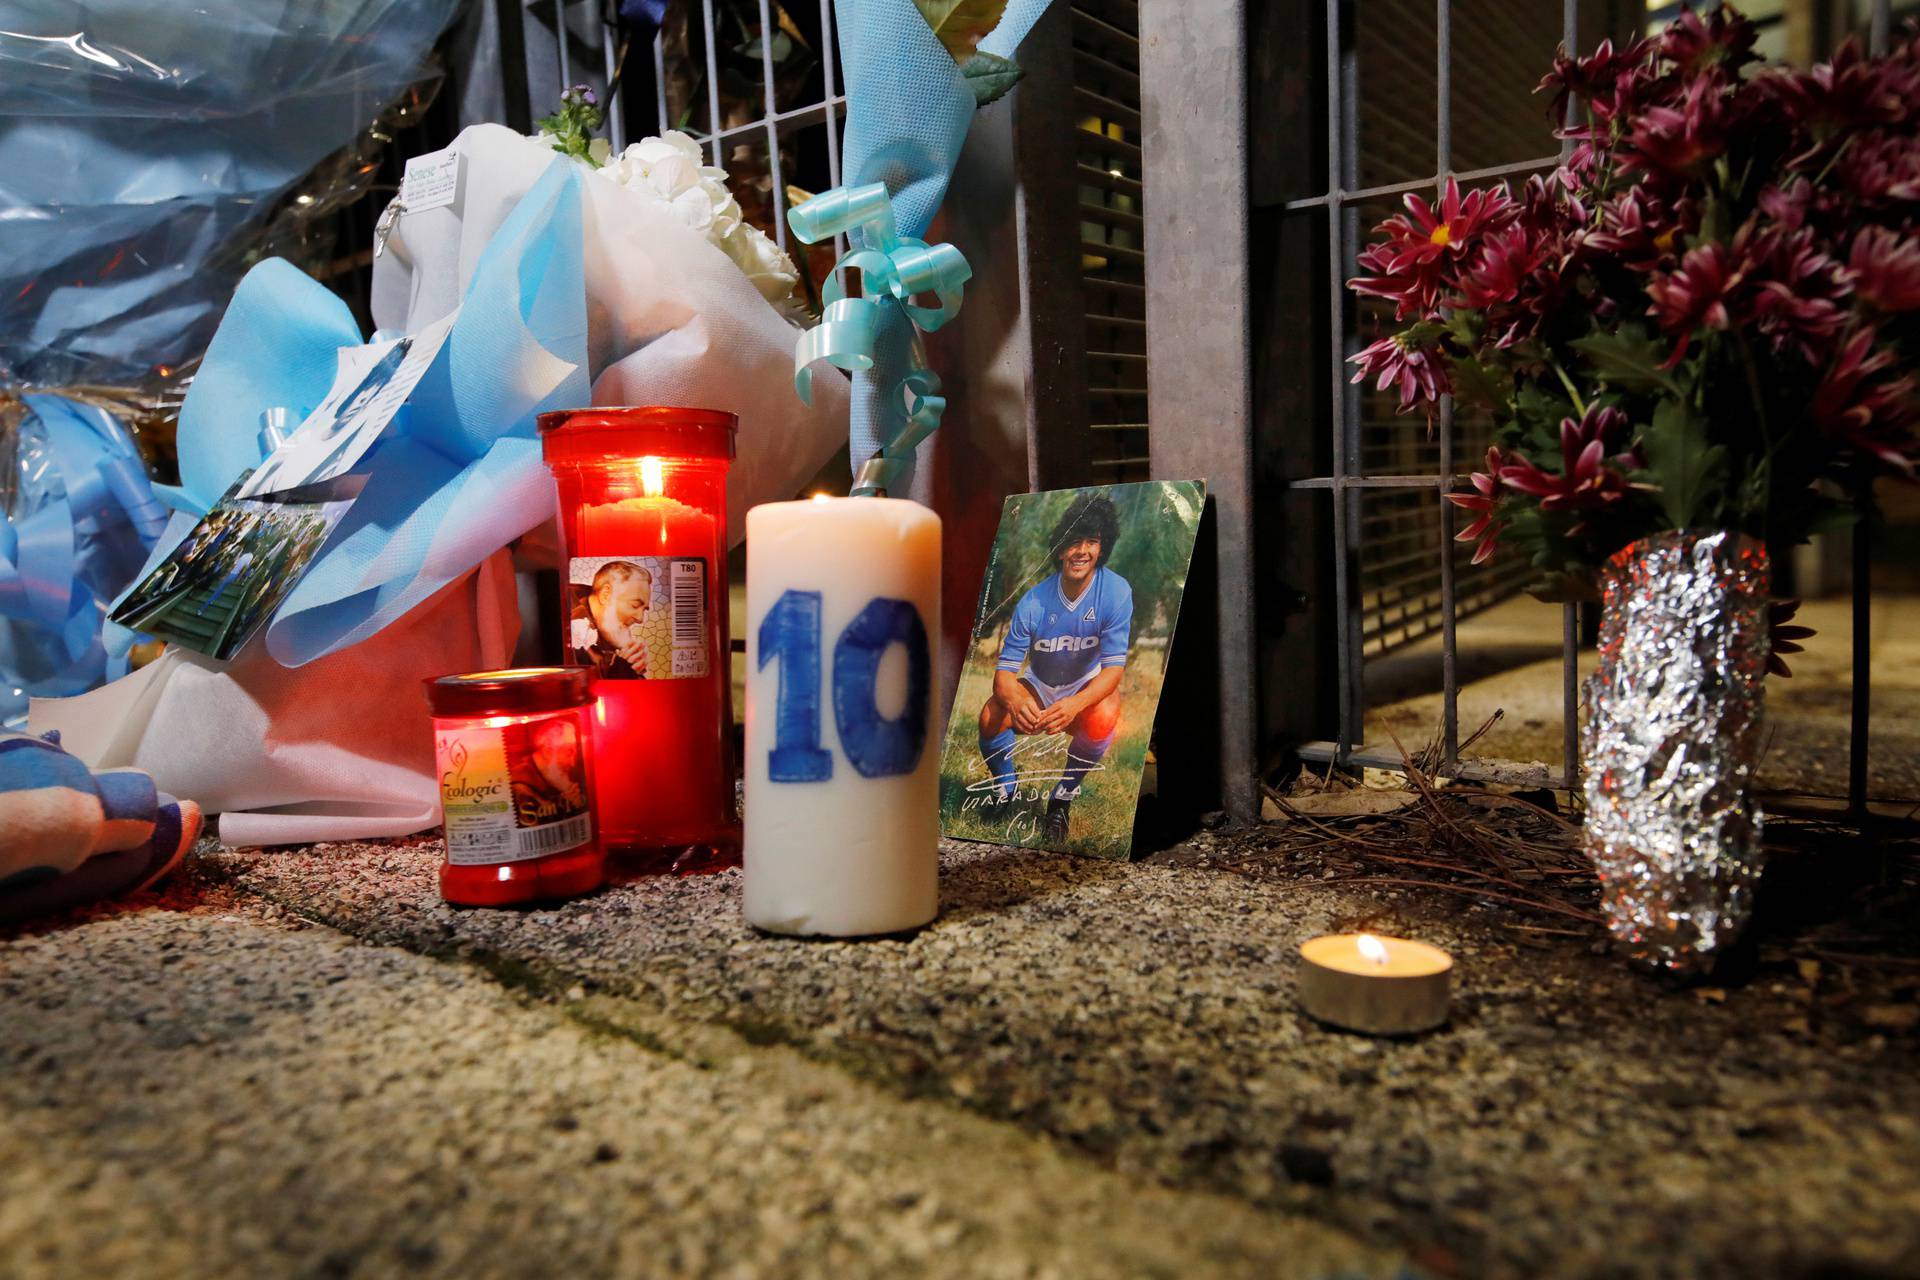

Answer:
[787,182,971,496]
[1,392,168,724]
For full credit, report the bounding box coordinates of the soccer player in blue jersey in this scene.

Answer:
[977,491,1132,843]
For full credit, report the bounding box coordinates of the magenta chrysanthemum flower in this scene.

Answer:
[1848,224,1920,312]
[1348,334,1451,414]
[1765,599,1817,678]
[1498,405,1636,512]
[1810,327,1920,473]
[1750,225,1851,359]
[1349,178,1520,321]
[1447,448,1510,565]
[1646,242,1748,359]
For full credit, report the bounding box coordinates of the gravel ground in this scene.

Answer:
[0,873,1404,1280]
[194,830,1920,1280]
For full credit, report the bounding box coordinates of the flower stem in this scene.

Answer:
[1549,358,1589,418]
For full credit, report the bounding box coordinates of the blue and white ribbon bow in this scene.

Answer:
[787,183,972,495]
[790,0,1055,497]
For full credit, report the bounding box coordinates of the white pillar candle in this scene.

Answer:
[744,496,941,936]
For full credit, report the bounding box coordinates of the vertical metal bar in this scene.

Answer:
[1436,0,1457,765]
[702,0,726,164]
[756,0,789,252]
[744,0,783,253]
[1142,0,1260,821]
[1850,502,1872,816]
[1563,0,1579,155]
[819,0,843,191]
[1563,602,1580,789]
[603,15,625,152]
[556,0,573,89]
[653,30,670,132]
[1339,13,1364,754]
[1870,0,1890,55]
[1324,0,1354,760]
[1560,0,1581,791]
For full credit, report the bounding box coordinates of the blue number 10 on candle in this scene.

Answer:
[758,590,932,782]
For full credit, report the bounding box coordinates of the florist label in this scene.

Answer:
[401,148,463,213]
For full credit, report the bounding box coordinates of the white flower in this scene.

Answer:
[578,130,800,307]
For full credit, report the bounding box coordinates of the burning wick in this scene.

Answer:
[639,455,666,498]
[1356,933,1390,967]
[810,491,833,503]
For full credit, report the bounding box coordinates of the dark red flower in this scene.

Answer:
[1749,224,1851,359]
[1498,405,1636,511]
[1809,327,1920,473]
[1658,6,1759,78]
[1584,187,1683,270]
[1447,448,1510,565]
[1646,241,1748,359]
[1623,75,1735,178]
[1349,178,1520,321]
[1847,223,1920,312]
[1348,334,1450,414]
[1766,40,1918,134]
[1539,36,1657,127]
[1765,599,1816,678]
[1835,132,1920,206]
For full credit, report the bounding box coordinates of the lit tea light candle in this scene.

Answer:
[1298,932,1452,1035]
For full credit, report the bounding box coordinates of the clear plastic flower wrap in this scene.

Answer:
[0,1,460,725]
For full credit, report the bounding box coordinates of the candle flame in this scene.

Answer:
[639,455,666,498]
[810,491,833,503]
[1356,934,1390,967]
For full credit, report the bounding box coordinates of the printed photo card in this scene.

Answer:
[938,479,1206,860]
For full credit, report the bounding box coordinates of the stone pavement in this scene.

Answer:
[5,834,1919,1279]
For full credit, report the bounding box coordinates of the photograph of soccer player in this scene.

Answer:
[977,492,1131,844]
[569,559,653,680]
[939,479,1205,860]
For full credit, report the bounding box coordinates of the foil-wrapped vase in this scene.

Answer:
[1581,531,1770,974]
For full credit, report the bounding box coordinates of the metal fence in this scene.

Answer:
[501,0,1902,821]
[1289,0,1894,814]
[1143,0,1904,825]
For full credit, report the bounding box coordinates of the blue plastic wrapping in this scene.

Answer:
[0,0,459,726]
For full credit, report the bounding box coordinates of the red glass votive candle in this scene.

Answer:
[538,406,740,869]
[424,667,603,906]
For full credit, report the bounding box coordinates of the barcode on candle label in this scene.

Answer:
[670,558,707,678]
[566,555,708,681]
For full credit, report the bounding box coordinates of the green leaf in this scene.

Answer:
[960,49,1024,105]
[915,0,1008,63]
[1641,399,1727,530]
[1448,355,1509,415]
[1568,324,1683,396]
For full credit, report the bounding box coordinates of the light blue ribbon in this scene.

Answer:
[787,182,971,494]
[0,393,170,724]
[799,0,1055,495]
[106,156,591,669]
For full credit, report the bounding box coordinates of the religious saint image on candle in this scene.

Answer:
[938,480,1206,860]
[504,715,590,829]
[110,471,367,662]
[567,554,709,681]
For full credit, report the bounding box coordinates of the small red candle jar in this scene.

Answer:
[539,406,740,869]
[424,667,603,906]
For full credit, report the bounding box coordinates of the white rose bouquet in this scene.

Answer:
[372,91,848,549]
[538,85,800,311]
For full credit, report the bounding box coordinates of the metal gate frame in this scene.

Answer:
[1142,0,1895,823]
